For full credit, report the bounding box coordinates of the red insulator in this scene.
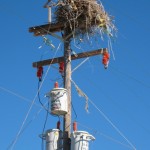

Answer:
[73,122,77,131]
[37,66,43,80]
[57,121,61,129]
[54,82,59,88]
[102,52,110,69]
[59,62,64,74]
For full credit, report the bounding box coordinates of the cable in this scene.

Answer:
[77,122,133,150]
[37,80,50,150]
[84,66,150,138]
[71,102,78,120]
[88,98,136,150]
[37,81,50,113]
[8,43,60,150]
[1,3,62,149]
[41,102,49,150]
[7,105,44,150]
[110,65,150,106]
[7,100,51,150]
[71,57,89,73]
[71,79,136,150]
[3,5,62,149]
[110,65,150,89]
[109,66,150,134]
[37,81,47,150]
[0,86,40,107]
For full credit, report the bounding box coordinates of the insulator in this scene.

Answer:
[102,52,110,69]
[37,66,43,79]
[57,121,61,129]
[54,82,59,88]
[73,122,77,131]
[59,62,64,73]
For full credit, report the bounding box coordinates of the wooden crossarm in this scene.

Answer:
[33,48,107,67]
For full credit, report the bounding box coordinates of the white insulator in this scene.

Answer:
[71,131,95,150]
[48,6,51,23]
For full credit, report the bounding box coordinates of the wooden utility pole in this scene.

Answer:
[63,30,71,150]
[28,0,116,148]
[29,23,107,150]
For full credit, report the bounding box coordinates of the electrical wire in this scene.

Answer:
[71,80,136,150]
[110,65,150,106]
[37,77,51,150]
[110,65,150,89]
[0,86,40,107]
[41,100,49,150]
[8,44,60,150]
[84,64,150,138]
[37,79,49,150]
[88,98,136,150]
[71,35,95,72]
[71,102,78,120]
[37,81,50,113]
[71,57,89,73]
[7,101,51,150]
[77,122,134,150]
[108,66,150,134]
[7,105,44,150]
[1,5,63,149]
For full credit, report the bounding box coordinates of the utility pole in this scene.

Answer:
[63,30,71,150]
[28,0,115,148]
[29,22,107,150]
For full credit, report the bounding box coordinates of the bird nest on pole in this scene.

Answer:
[54,0,116,38]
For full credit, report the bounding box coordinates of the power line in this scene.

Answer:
[0,86,40,107]
[88,98,136,150]
[71,80,136,150]
[41,102,49,150]
[37,79,50,150]
[109,66,150,134]
[71,102,78,120]
[7,106,43,150]
[77,122,134,150]
[72,57,89,73]
[110,65,150,89]
[8,44,60,150]
[84,64,150,138]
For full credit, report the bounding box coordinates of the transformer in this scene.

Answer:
[46,88,68,115]
[71,131,95,150]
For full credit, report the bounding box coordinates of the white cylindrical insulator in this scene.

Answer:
[71,131,95,150]
[48,6,51,23]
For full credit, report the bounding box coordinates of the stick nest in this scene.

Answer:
[54,0,116,37]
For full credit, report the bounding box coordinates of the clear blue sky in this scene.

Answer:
[0,0,150,150]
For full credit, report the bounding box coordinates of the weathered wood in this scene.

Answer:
[29,21,100,37]
[29,23,63,36]
[63,32,71,150]
[32,48,107,68]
